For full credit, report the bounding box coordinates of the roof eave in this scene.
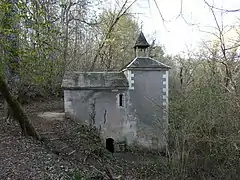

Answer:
[121,57,171,71]
[134,44,150,49]
[61,86,129,90]
[126,67,171,71]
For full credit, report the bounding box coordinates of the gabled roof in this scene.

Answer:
[134,31,150,49]
[121,57,171,71]
[61,72,129,90]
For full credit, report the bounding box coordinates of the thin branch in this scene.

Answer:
[203,0,240,13]
[175,0,198,26]
[68,17,102,26]
[153,0,169,25]
[198,29,221,39]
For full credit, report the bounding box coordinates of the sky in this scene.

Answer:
[101,0,240,55]
[131,0,240,55]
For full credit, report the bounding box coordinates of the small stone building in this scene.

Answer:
[61,32,170,150]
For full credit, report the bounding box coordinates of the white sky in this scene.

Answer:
[101,0,240,55]
[131,0,240,55]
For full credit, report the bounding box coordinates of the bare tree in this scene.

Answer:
[200,0,240,93]
[89,0,138,71]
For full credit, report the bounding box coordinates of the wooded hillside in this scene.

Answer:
[0,0,240,179]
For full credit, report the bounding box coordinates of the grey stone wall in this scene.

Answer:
[124,69,168,149]
[63,89,132,142]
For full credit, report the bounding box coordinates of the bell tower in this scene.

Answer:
[134,31,150,57]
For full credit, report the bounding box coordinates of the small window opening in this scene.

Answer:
[119,93,124,107]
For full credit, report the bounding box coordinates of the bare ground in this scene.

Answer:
[0,98,168,180]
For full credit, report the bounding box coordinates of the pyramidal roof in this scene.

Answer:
[134,31,150,49]
[121,57,171,71]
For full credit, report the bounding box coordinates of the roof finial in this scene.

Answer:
[140,21,143,31]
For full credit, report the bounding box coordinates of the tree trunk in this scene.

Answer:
[0,75,40,140]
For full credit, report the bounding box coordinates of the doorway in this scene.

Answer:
[106,138,114,153]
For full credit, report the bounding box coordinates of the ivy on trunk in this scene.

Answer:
[0,75,40,140]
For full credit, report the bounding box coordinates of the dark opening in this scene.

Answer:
[106,138,114,153]
[119,94,123,107]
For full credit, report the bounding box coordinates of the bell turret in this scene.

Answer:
[134,31,150,57]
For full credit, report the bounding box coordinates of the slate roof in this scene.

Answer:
[61,72,129,90]
[134,31,150,49]
[121,57,171,70]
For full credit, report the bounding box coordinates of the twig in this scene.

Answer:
[68,150,76,155]
[60,146,68,151]
[50,137,60,141]
[105,165,114,180]
[90,165,105,176]
[40,132,56,135]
